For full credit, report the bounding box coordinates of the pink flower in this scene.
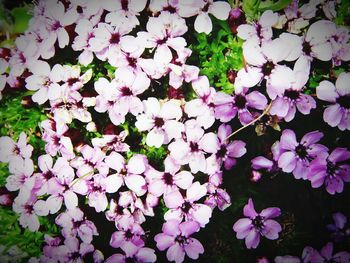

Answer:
[316,72,350,131]
[154,220,204,263]
[136,97,183,147]
[185,76,216,129]
[110,221,145,257]
[178,0,231,34]
[70,144,108,178]
[164,181,212,227]
[233,198,282,249]
[0,132,33,163]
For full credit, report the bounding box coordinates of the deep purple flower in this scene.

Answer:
[326,212,350,243]
[277,129,328,180]
[308,147,350,194]
[154,220,204,263]
[310,242,350,263]
[233,198,282,249]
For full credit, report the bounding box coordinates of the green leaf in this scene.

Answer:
[11,7,31,34]
[258,0,293,11]
[242,0,261,20]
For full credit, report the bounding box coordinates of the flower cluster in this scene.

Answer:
[0,0,349,262]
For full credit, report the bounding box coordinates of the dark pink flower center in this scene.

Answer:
[24,204,34,214]
[163,5,177,13]
[51,21,61,31]
[163,172,174,185]
[110,33,121,44]
[43,170,54,180]
[190,142,199,152]
[127,56,137,68]
[120,86,133,96]
[124,229,134,240]
[67,78,79,86]
[326,160,338,177]
[337,95,350,109]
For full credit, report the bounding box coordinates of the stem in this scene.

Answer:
[69,171,94,188]
[225,101,273,141]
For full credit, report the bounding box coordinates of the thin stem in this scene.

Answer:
[225,101,273,141]
[69,171,94,188]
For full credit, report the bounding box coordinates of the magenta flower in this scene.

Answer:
[233,198,282,249]
[316,72,350,131]
[277,129,328,180]
[307,147,350,194]
[154,220,204,263]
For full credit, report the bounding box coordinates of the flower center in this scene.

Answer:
[326,160,338,177]
[217,145,227,158]
[295,144,308,159]
[337,95,350,109]
[120,86,133,96]
[127,56,137,68]
[163,5,177,13]
[175,235,188,245]
[24,204,34,214]
[154,117,164,128]
[110,33,120,44]
[163,172,173,185]
[182,201,192,213]
[284,89,300,101]
[67,77,79,87]
[252,215,264,229]
[262,61,275,76]
[189,142,199,152]
[235,94,247,109]
[124,229,134,240]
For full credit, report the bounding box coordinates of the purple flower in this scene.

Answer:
[277,129,328,180]
[105,247,156,263]
[154,220,204,263]
[310,242,350,263]
[326,212,350,243]
[214,88,268,125]
[233,198,282,249]
[308,147,350,194]
[316,72,350,131]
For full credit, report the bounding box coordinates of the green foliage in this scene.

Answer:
[0,3,32,47]
[0,162,8,186]
[0,207,41,260]
[335,0,350,26]
[258,0,293,12]
[0,92,46,154]
[192,20,244,95]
